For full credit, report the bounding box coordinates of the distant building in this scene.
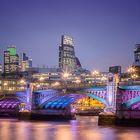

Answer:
[20,53,32,72]
[133,44,140,77]
[29,67,62,81]
[0,64,2,74]
[4,46,19,74]
[75,57,82,69]
[28,58,32,68]
[59,35,77,73]
[109,66,121,74]
[134,44,140,66]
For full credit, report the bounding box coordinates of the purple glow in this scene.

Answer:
[88,90,107,100]
[0,99,20,109]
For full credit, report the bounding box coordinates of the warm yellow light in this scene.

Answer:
[127,67,135,73]
[131,74,138,79]
[63,72,69,78]
[9,88,12,91]
[85,101,88,104]
[20,79,26,84]
[75,79,81,84]
[77,101,81,104]
[101,76,107,81]
[4,82,8,86]
[92,70,99,75]
[54,82,60,86]
[39,77,45,81]
[36,84,40,88]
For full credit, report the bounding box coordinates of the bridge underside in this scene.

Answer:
[39,93,108,110]
[0,98,20,115]
[40,94,86,109]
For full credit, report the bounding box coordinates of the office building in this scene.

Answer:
[134,44,140,66]
[109,66,121,74]
[59,35,77,73]
[20,53,32,72]
[133,44,140,76]
[4,46,19,74]
[0,64,2,74]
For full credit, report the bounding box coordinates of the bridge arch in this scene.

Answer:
[39,93,108,109]
[122,96,140,108]
[40,94,86,109]
[0,98,20,111]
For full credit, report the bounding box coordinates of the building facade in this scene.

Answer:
[59,35,77,73]
[0,64,2,74]
[4,46,19,74]
[20,53,32,72]
[109,66,121,74]
[134,44,140,66]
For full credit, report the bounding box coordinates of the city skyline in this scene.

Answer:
[0,0,140,72]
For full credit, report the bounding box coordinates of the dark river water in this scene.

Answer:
[0,116,140,140]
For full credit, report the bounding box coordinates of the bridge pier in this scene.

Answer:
[98,73,119,125]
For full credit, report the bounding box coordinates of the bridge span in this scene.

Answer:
[0,84,140,119]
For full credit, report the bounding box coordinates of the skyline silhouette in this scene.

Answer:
[0,0,140,72]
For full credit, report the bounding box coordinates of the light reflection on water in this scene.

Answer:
[0,116,140,140]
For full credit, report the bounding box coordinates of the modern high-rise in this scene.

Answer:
[133,44,140,77]
[20,53,32,72]
[0,64,2,74]
[59,35,77,73]
[134,44,140,66]
[4,46,19,74]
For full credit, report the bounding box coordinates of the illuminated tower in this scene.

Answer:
[4,46,19,74]
[59,35,77,73]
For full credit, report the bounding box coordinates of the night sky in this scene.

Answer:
[0,0,140,72]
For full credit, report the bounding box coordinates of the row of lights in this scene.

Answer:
[127,66,138,80]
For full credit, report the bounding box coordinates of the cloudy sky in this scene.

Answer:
[0,0,140,72]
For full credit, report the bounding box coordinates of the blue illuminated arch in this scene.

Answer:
[40,94,86,109]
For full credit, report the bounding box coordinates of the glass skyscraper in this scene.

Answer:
[59,35,77,73]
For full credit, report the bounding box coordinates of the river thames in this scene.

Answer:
[0,116,140,140]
